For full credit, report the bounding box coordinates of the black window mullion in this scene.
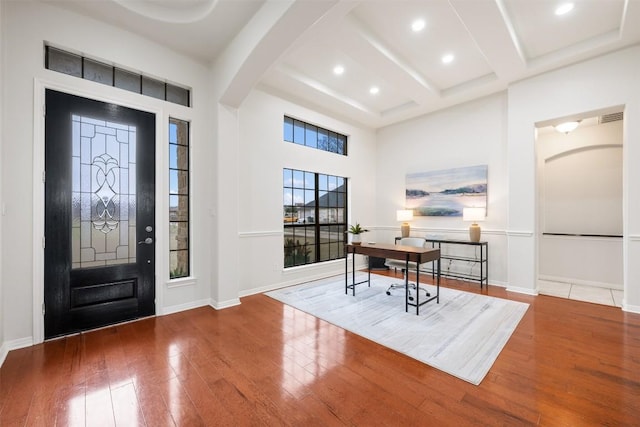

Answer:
[314,173,321,263]
[284,169,347,267]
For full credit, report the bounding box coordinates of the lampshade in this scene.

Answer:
[463,207,485,222]
[554,121,580,134]
[396,210,413,238]
[396,210,413,222]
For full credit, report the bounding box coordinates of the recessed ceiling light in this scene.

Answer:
[441,54,454,64]
[555,2,574,15]
[333,65,344,75]
[369,86,379,95]
[411,19,425,32]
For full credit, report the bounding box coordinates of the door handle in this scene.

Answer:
[138,237,153,245]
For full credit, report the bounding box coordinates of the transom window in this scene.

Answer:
[283,169,347,267]
[45,45,190,107]
[283,116,347,155]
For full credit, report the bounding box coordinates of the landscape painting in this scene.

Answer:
[406,165,487,216]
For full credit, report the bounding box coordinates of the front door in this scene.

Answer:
[44,89,156,339]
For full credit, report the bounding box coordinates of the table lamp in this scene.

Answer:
[463,207,485,242]
[396,209,413,238]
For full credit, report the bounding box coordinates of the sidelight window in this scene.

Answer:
[169,118,190,279]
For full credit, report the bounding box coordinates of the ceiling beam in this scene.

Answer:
[215,0,339,108]
[449,0,526,81]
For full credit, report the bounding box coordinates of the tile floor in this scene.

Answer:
[537,279,623,307]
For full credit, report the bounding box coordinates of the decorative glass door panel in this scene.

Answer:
[45,89,155,339]
[71,115,137,269]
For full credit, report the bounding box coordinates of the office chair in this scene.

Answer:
[384,237,431,301]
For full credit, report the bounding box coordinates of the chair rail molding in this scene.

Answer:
[238,230,283,238]
[506,230,534,237]
[374,226,507,237]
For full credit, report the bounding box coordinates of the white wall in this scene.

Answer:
[376,92,509,286]
[1,1,213,348]
[508,45,640,312]
[3,0,640,368]
[537,120,623,289]
[236,89,377,294]
[0,0,5,364]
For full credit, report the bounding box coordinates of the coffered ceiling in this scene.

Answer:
[41,0,640,128]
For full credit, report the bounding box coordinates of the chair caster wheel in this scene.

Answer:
[409,296,414,301]
[386,291,391,295]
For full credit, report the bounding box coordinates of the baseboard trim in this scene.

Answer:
[0,343,7,368]
[161,299,211,316]
[488,279,508,288]
[0,337,34,368]
[241,273,342,298]
[622,302,640,314]
[538,274,622,290]
[505,285,538,296]
[240,260,368,298]
[210,298,241,310]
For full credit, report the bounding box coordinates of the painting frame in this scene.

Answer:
[406,165,487,217]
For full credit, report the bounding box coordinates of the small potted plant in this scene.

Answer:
[347,223,369,245]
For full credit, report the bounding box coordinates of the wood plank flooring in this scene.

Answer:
[1,271,639,426]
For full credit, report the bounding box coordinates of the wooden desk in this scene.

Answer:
[345,243,441,315]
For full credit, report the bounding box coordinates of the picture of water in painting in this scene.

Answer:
[406,165,487,216]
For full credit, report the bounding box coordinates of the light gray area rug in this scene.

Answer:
[266,273,529,385]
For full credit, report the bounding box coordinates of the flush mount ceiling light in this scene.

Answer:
[555,2,574,15]
[333,65,344,75]
[369,86,379,95]
[555,121,580,134]
[411,19,426,32]
[441,54,454,64]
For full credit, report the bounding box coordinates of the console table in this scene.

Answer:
[345,243,440,315]
[425,239,488,288]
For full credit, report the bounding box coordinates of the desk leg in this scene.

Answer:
[405,255,409,313]
[437,257,441,303]
[352,250,356,296]
[416,261,420,315]
[345,248,348,295]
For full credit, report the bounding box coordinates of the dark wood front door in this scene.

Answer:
[44,89,156,339]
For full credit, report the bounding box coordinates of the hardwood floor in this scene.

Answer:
[1,271,639,426]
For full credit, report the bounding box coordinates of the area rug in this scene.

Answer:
[265,273,529,385]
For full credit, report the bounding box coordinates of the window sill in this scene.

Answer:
[167,276,197,289]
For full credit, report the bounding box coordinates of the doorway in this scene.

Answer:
[536,112,624,307]
[44,89,156,338]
